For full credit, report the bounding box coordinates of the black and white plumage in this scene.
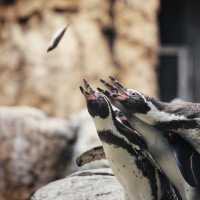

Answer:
[80,79,182,200]
[100,77,199,200]
[101,77,200,154]
[100,77,200,190]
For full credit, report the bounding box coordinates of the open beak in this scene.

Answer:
[80,79,98,101]
[100,77,129,101]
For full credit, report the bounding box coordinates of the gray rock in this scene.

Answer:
[68,110,109,172]
[0,106,76,200]
[31,168,125,200]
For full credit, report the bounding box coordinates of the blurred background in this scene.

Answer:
[0,0,197,200]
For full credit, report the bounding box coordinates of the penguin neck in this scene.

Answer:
[134,97,165,125]
[129,116,189,200]
[93,99,116,132]
[135,97,185,125]
[146,96,166,111]
[93,114,115,132]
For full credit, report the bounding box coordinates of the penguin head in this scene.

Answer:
[100,77,150,114]
[119,89,151,114]
[80,79,110,119]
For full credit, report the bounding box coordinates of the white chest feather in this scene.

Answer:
[131,117,189,200]
[94,116,115,131]
[102,142,159,200]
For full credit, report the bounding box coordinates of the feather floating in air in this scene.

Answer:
[47,25,69,52]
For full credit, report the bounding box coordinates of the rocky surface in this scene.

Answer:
[114,0,159,94]
[0,106,76,200]
[0,0,159,117]
[0,106,109,200]
[68,110,109,173]
[31,168,126,200]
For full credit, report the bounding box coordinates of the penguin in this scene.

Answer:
[80,79,182,200]
[100,77,199,200]
[101,77,200,154]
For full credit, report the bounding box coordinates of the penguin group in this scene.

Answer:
[78,77,200,200]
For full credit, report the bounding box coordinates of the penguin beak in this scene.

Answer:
[80,79,110,118]
[100,77,129,101]
[80,79,98,101]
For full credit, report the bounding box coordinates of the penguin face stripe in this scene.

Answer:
[104,97,148,149]
[98,130,158,200]
[87,97,110,118]
[112,117,148,149]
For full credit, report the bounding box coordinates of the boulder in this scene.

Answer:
[0,106,76,200]
[68,109,109,173]
[31,168,125,200]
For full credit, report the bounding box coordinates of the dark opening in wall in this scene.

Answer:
[158,0,182,102]
[158,0,192,102]
[159,0,185,45]
[158,54,178,102]
[0,0,16,5]
[101,27,116,51]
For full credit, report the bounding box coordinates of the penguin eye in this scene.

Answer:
[130,92,137,97]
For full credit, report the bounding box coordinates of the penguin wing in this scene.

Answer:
[171,133,200,187]
[165,102,200,119]
[155,119,199,130]
[141,150,183,200]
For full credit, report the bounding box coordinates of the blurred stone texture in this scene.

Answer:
[0,107,109,200]
[0,0,159,117]
[31,168,126,200]
[0,106,76,200]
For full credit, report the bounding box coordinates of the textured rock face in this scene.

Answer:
[31,168,126,200]
[114,0,159,94]
[0,106,76,200]
[0,0,159,117]
[0,107,110,200]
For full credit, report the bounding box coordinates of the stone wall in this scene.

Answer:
[0,106,76,200]
[0,0,159,117]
